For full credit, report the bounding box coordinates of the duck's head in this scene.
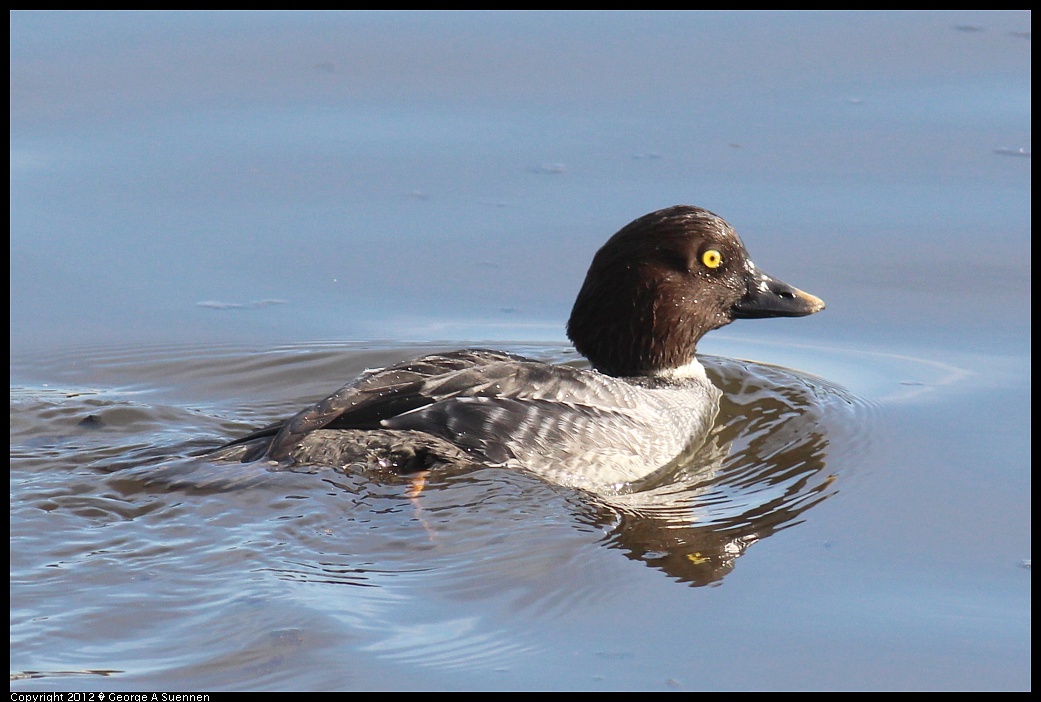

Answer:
[566,205,825,377]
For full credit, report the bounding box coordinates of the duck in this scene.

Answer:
[212,205,825,494]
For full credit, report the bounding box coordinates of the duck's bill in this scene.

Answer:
[732,269,825,319]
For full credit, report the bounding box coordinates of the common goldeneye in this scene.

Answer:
[213,205,824,493]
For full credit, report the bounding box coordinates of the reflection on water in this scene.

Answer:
[599,357,864,585]
[11,338,1024,687]
[10,342,870,683]
[225,353,865,588]
[12,343,868,587]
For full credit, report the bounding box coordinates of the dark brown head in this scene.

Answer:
[565,205,824,377]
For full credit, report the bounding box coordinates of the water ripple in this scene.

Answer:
[11,341,874,678]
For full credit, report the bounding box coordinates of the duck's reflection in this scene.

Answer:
[586,356,859,586]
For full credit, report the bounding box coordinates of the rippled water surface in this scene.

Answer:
[10,11,1030,691]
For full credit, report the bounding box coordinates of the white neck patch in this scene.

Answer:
[655,357,709,383]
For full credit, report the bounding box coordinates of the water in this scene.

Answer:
[10,11,1030,691]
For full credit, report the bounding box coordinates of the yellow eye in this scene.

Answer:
[701,249,723,269]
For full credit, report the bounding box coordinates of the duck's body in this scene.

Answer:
[214,348,721,492]
[213,206,824,493]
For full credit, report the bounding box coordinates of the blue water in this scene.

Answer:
[10,11,1030,691]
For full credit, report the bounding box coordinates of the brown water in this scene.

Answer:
[10,11,1030,691]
